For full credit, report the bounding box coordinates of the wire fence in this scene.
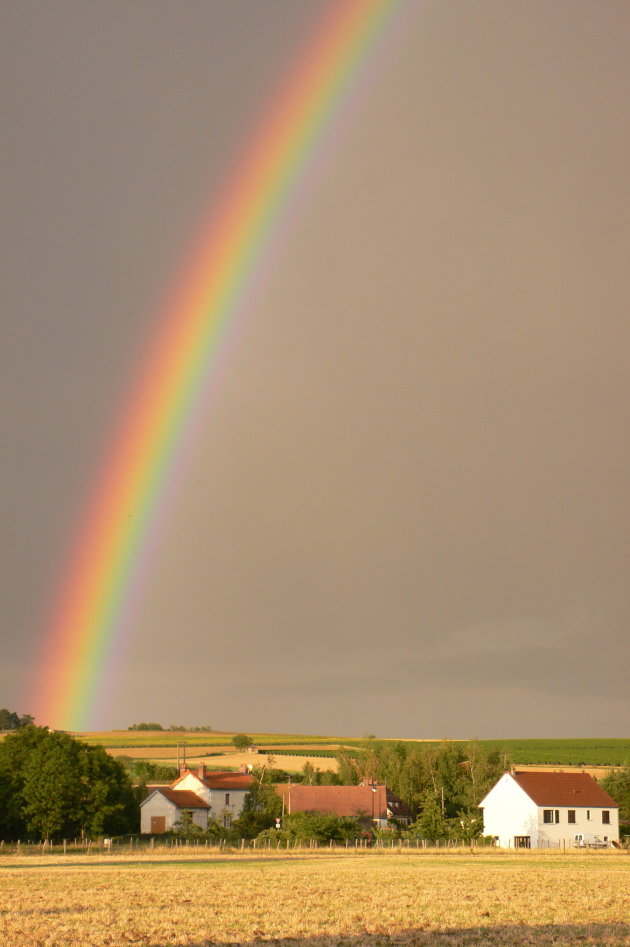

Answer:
[3,835,621,856]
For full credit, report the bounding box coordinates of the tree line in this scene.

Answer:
[127,722,213,731]
[0,708,34,730]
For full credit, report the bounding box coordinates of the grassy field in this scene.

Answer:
[1,848,629,946]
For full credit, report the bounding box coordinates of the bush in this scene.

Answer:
[279,812,362,842]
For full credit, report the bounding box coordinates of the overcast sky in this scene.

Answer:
[3,1,629,738]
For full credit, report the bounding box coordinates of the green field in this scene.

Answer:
[467,738,630,767]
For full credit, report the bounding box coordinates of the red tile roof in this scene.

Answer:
[200,772,254,790]
[274,784,390,819]
[171,769,254,791]
[511,771,619,808]
[156,789,209,808]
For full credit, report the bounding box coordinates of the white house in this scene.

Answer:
[479,771,620,849]
[140,764,254,834]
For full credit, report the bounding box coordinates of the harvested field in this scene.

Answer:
[104,746,340,773]
[1,849,629,946]
[181,751,339,773]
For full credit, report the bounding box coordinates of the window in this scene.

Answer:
[602,810,610,824]
[514,836,531,848]
[587,810,591,820]
[543,810,559,824]
[568,810,576,824]
[225,793,231,805]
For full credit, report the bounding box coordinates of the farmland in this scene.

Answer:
[1,848,629,946]
[66,730,630,766]
[64,731,630,769]
[2,728,628,777]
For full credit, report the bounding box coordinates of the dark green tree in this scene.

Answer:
[0,727,137,840]
[407,792,451,840]
[231,733,253,750]
[334,749,361,785]
[0,708,20,730]
[0,709,33,730]
[235,767,282,838]
[601,764,630,826]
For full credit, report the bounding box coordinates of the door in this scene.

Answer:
[151,816,166,834]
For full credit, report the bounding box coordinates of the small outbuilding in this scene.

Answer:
[479,770,620,849]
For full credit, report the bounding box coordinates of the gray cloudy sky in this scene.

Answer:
[2,1,629,737]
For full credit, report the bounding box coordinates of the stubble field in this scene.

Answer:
[1,849,629,947]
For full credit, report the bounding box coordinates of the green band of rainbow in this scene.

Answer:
[32,0,408,731]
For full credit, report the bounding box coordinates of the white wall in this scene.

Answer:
[177,772,212,805]
[537,806,619,847]
[480,773,539,848]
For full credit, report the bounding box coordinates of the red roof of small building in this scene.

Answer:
[275,784,391,819]
[511,771,618,808]
[171,768,254,791]
[155,788,209,808]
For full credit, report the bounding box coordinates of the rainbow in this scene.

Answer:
[32,0,409,731]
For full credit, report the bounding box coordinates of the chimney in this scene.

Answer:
[198,763,206,781]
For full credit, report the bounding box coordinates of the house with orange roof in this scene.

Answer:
[479,771,619,849]
[274,779,412,829]
[140,764,254,834]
